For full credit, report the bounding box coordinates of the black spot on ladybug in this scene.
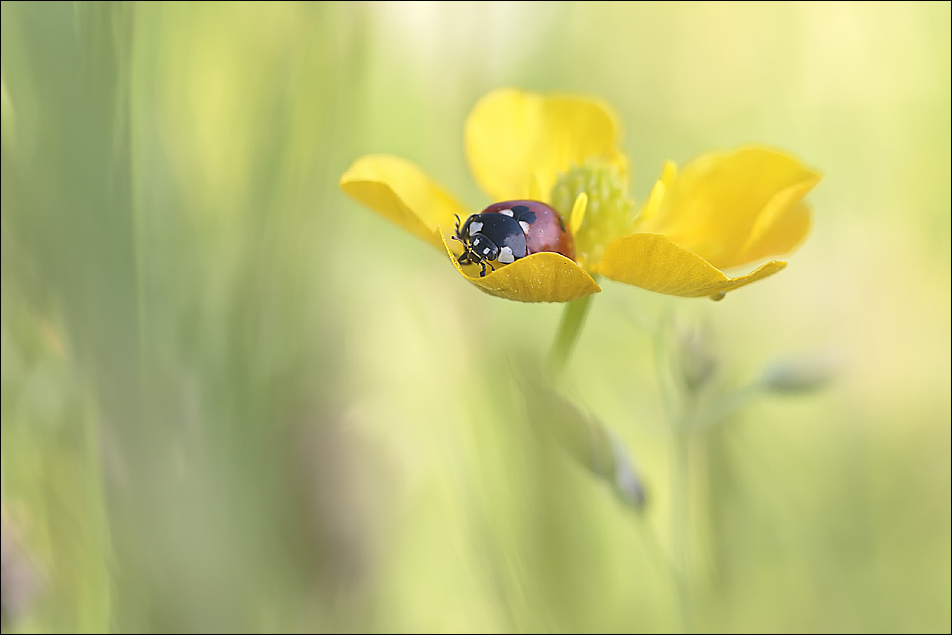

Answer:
[511,206,537,224]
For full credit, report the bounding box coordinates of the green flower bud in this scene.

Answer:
[760,354,838,394]
[676,324,719,393]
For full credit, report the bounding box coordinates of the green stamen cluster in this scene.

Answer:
[550,160,636,269]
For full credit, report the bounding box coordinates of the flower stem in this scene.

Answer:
[547,293,595,377]
[671,425,694,633]
[654,311,695,632]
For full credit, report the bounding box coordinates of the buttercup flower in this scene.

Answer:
[340,88,821,303]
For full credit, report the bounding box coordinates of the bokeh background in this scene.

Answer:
[1,1,949,631]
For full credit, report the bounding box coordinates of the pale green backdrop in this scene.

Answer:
[1,2,949,632]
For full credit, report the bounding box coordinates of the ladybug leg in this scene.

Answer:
[453,239,472,265]
[479,261,487,277]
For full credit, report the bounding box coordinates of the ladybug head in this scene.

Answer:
[453,214,499,276]
[469,234,500,262]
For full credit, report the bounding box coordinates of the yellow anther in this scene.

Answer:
[660,159,678,188]
[570,192,588,235]
[638,180,666,224]
[638,160,677,224]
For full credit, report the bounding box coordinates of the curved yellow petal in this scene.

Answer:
[440,232,600,303]
[465,87,627,202]
[636,147,821,270]
[736,195,813,265]
[596,233,786,299]
[340,154,470,250]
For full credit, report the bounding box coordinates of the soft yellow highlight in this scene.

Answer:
[465,87,627,202]
[440,232,600,303]
[340,154,468,250]
[596,233,787,298]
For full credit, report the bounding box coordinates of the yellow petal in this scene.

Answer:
[736,195,813,265]
[636,147,821,270]
[596,233,786,299]
[465,87,627,202]
[440,232,600,303]
[340,154,470,250]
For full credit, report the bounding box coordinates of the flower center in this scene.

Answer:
[550,160,635,269]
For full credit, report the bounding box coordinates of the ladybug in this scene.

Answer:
[453,200,575,277]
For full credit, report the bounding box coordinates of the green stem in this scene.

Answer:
[671,425,694,633]
[654,311,694,632]
[547,293,595,377]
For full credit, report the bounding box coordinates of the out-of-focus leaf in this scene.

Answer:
[519,377,646,510]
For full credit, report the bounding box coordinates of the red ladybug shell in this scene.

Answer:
[479,200,575,262]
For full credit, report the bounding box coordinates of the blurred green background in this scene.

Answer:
[1,1,949,632]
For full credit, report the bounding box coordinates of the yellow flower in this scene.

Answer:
[340,88,821,302]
